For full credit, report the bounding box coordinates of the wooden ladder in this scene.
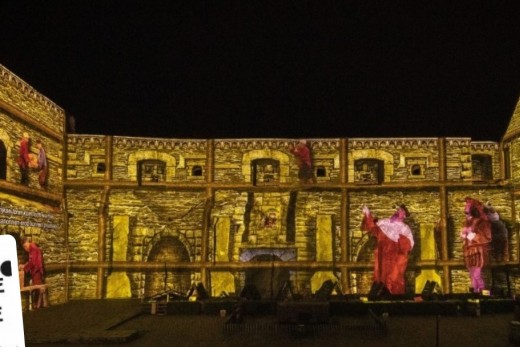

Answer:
[156,301,168,316]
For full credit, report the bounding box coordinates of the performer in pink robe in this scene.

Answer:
[460,197,492,293]
[35,140,48,188]
[362,204,414,295]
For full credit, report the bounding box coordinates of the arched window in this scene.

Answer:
[316,166,326,177]
[96,163,106,174]
[411,164,422,176]
[251,158,280,186]
[0,140,6,180]
[191,165,203,177]
[472,155,493,181]
[138,160,166,185]
[354,159,384,184]
[504,147,511,180]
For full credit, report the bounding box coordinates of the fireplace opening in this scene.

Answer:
[245,254,290,300]
[145,236,191,297]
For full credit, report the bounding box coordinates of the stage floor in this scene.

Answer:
[22,299,520,347]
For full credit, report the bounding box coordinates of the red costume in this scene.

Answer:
[23,242,44,285]
[461,197,492,292]
[292,140,313,182]
[17,134,30,184]
[22,241,44,309]
[362,207,414,295]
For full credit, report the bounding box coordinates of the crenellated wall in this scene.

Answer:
[0,65,64,134]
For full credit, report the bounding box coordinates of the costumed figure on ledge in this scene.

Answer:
[35,139,48,188]
[361,204,414,295]
[17,132,31,184]
[460,197,492,293]
[291,139,314,184]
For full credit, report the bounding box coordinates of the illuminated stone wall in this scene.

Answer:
[0,65,66,308]
[0,114,64,191]
[213,139,341,183]
[61,132,518,299]
[66,136,107,181]
[0,65,64,134]
[2,62,520,304]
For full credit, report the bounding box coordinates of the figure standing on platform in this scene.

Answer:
[291,139,313,184]
[35,140,48,189]
[17,132,31,184]
[361,204,414,295]
[460,197,492,293]
[20,238,44,309]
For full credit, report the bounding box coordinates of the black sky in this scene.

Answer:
[1,1,519,141]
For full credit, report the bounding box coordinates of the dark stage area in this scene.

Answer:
[22,295,520,346]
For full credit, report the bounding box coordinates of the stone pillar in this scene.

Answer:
[438,137,450,293]
[96,187,110,299]
[210,216,235,296]
[106,215,131,298]
[311,214,337,293]
[341,189,349,294]
[414,223,442,294]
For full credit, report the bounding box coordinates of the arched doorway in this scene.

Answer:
[145,236,191,297]
[0,140,6,180]
[245,254,290,300]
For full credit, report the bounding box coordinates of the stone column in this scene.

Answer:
[209,216,235,296]
[414,223,442,294]
[311,214,338,293]
[106,215,131,298]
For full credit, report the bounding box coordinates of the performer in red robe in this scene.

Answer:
[17,132,30,184]
[20,238,44,309]
[362,205,414,295]
[291,140,313,183]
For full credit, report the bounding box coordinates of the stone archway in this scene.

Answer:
[145,236,191,297]
[245,254,290,300]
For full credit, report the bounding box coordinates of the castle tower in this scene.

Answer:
[502,97,520,183]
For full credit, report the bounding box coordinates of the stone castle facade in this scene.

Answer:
[1,64,520,305]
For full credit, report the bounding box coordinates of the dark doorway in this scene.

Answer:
[0,141,6,180]
[245,254,290,300]
[145,236,191,297]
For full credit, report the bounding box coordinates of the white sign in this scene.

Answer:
[0,234,25,346]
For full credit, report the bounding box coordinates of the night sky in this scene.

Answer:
[1,1,519,141]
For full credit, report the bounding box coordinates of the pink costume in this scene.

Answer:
[461,197,492,292]
[37,143,48,187]
[362,206,414,294]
